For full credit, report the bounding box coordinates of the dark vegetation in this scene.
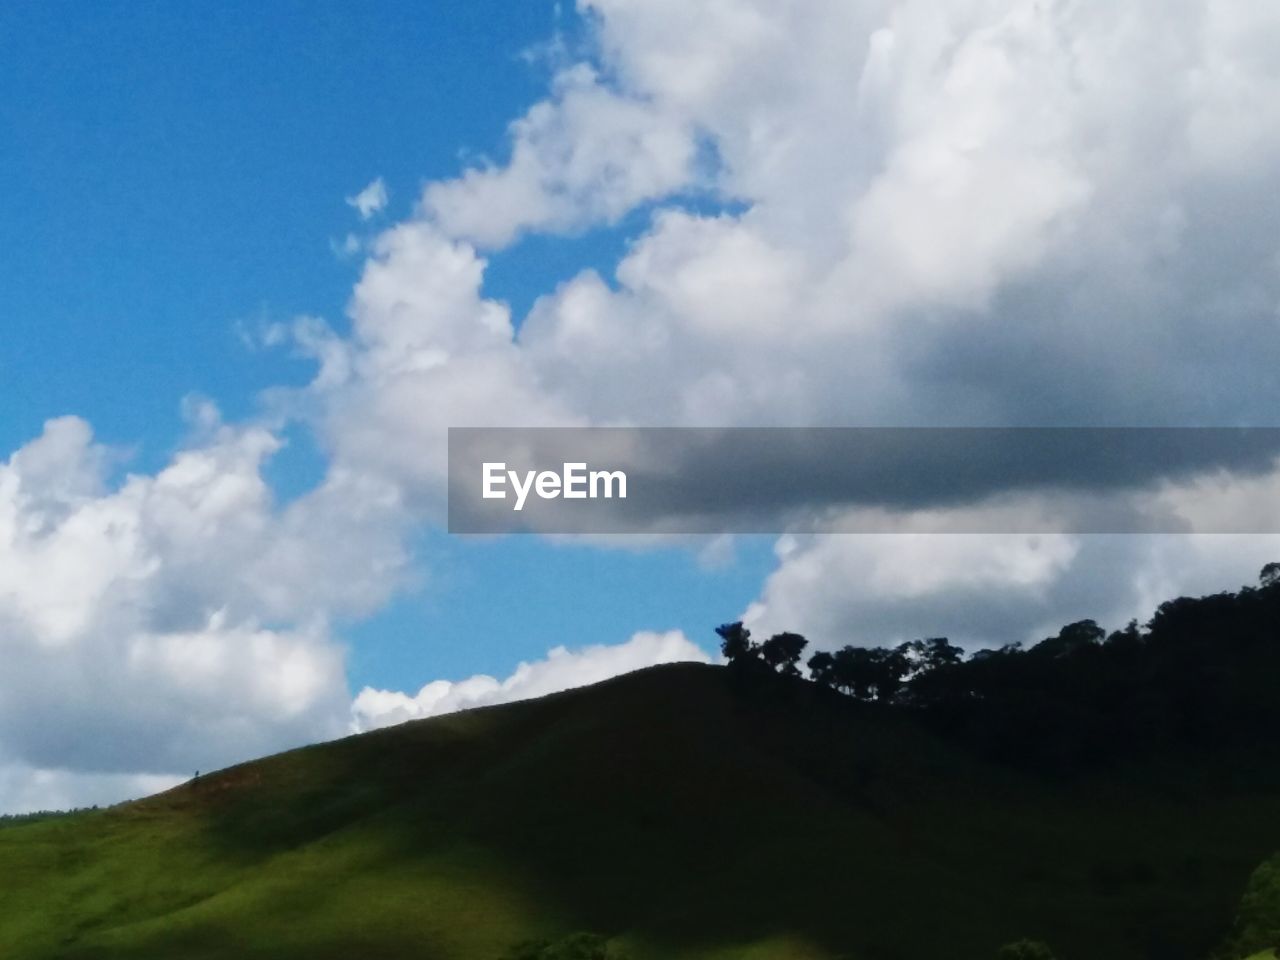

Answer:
[720,563,1280,776]
[0,567,1277,959]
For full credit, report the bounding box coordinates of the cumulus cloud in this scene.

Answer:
[291,0,1280,661]
[297,0,1280,497]
[293,222,578,518]
[274,0,1280,715]
[422,65,698,248]
[0,412,407,785]
[351,630,710,731]
[743,531,1280,653]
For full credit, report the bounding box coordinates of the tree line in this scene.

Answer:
[717,562,1280,771]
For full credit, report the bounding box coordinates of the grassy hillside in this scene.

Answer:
[1218,852,1280,960]
[2,663,1279,960]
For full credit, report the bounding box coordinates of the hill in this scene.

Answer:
[2,663,1280,960]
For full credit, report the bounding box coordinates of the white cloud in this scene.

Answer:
[294,222,578,517]
[735,458,1280,652]
[295,0,1280,492]
[351,630,710,732]
[422,65,698,248]
[331,232,364,259]
[0,414,407,780]
[346,177,389,220]
[743,530,1280,653]
[299,0,1280,664]
[0,763,182,817]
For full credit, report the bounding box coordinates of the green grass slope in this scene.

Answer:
[2,663,1279,960]
[1218,852,1280,960]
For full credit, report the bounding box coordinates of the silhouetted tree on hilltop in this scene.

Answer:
[901,637,964,673]
[728,563,1280,772]
[807,650,836,688]
[1262,561,1280,589]
[716,622,758,668]
[760,632,808,676]
[1032,619,1105,660]
[830,646,876,699]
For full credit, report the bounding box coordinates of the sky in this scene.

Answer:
[3,0,1280,813]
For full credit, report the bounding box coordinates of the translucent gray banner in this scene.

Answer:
[447,427,1280,534]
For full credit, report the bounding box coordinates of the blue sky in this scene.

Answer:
[1,0,554,451]
[0,0,772,693]
[346,533,774,687]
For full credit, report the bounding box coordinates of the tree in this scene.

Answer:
[830,646,864,698]
[1105,619,1143,648]
[760,632,808,676]
[716,622,757,666]
[807,650,836,687]
[899,637,964,675]
[831,646,883,700]
[1034,619,1105,659]
[1261,561,1280,589]
[868,646,910,701]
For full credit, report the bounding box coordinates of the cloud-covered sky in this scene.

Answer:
[3,0,1280,812]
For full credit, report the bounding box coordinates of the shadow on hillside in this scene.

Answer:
[140,662,1280,960]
